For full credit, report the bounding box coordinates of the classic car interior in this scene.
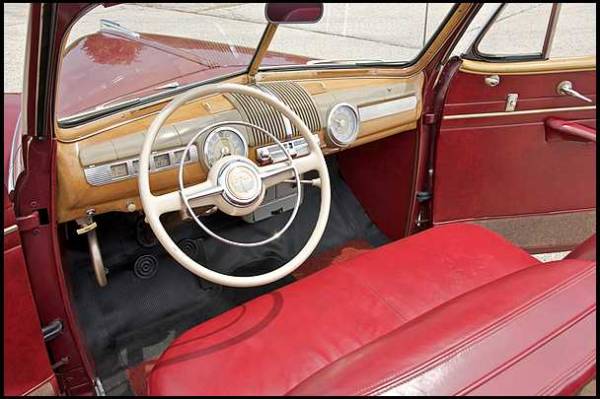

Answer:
[4,2,595,396]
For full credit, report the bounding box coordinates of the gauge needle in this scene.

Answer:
[334,118,346,128]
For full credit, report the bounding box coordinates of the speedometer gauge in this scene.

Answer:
[202,127,248,168]
[326,103,360,147]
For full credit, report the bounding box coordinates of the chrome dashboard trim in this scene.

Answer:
[358,95,418,122]
[255,135,319,165]
[83,145,199,186]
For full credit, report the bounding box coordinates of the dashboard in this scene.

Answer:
[56,73,424,223]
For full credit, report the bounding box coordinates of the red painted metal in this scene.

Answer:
[58,31,309,118]
[3,93,21,187]
[337,131,417,240]
[4,185,57,396]
[14,138,96,395]
[406,4,483,236]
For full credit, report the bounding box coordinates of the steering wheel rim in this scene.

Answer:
[138,83,331,288]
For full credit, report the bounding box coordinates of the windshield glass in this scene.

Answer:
[58,3,299,120]
[57,3,455,123]
[262,3,455,68]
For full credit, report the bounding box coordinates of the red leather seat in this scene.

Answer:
[148,224,596,395]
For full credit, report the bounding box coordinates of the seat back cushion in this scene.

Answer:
[289,259,596,396]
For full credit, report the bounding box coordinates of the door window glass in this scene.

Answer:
[475,3,553,58]
[550,3,596,57]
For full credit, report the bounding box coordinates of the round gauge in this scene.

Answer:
[202,127,248,168]
[326,103,360,147]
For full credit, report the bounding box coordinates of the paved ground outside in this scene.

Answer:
[3,3,596,395]
[4,3,596,92]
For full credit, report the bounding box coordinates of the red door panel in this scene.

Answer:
[433,67,596,252]
[3,186,57,396]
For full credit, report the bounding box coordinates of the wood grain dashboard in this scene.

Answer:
[55,73,424,222]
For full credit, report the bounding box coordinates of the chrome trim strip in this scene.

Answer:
[359,96,418,122]
[83,145,199,186]
[8,112,23,193]
[4,225,18,236]
[443,105,596,120]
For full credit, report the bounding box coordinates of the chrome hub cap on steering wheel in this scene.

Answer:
[220,160,264,208]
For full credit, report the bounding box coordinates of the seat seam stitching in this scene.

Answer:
[284,266,410,395]
[353,265,596,395]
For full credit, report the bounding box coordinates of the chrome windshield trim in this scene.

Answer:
[8,112,23,193]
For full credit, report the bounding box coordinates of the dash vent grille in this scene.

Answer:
[226,82,321,146]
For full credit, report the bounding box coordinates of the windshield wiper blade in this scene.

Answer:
[153,81,181,90]
[61,80,185,125]
[59,97,142,126]
[100,19,140,39]
[306,58,387,65]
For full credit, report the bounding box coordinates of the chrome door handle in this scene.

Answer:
[557,81,593,103]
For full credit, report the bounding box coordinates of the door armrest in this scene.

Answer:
[545,117,596,143]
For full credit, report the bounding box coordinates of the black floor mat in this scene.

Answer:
[64,158,388,395]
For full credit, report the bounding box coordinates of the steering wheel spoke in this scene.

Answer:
[152,181,222,215]
[183,181,224,208]
[259,163,295,188]
[259,152,321,189]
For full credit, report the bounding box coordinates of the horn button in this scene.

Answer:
[219,160,263,208]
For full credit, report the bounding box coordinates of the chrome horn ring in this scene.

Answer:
[177,120,302,248]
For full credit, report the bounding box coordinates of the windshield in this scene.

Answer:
[57,3,455,124]
[58,3,293,121]
[262,3,456,68]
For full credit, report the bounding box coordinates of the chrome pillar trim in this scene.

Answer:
[4,224,18,236]
[542,3,562,58]
[8,113,23,193]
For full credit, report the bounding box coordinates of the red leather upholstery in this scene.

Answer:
[148,224,595,395]
[567,234,596,262]
[289,259,596,396]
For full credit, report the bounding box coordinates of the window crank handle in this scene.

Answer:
[557,81,592,103]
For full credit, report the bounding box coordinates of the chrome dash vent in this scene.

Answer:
[226,82,321,146]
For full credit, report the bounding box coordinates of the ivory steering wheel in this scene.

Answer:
[138,83,331,287]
